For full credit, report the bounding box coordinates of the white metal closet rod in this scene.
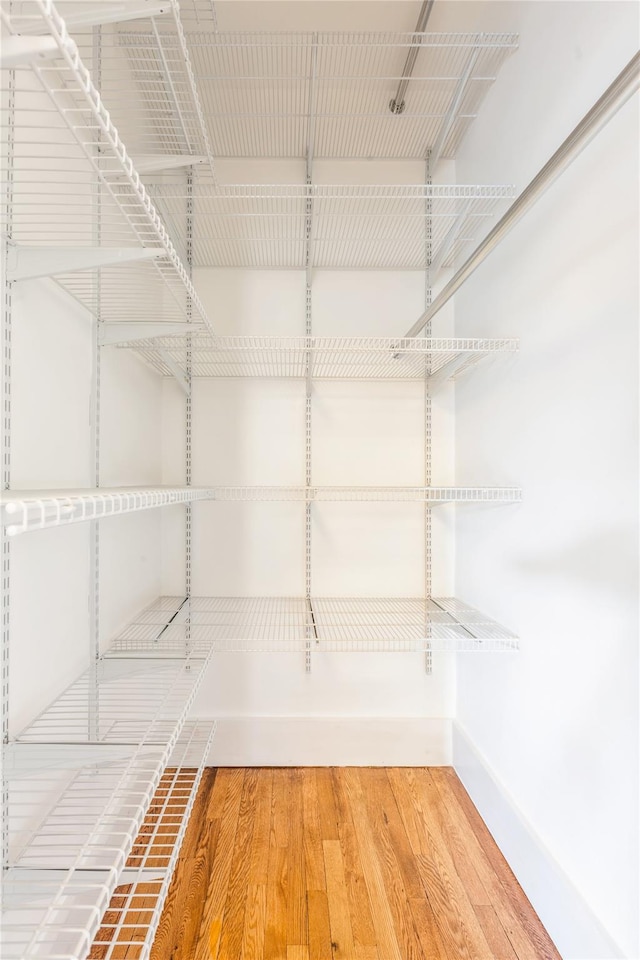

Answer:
[404,50,640,338]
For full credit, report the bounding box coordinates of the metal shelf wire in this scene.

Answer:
[107,595,519,655]
[176,31,518,160]
[126,335,518,380]
[201,486,522,503]
[1,484,521,535]
[147,182,515,270]
[0,0,212,331]
[1,486,215,537]
[2,720,215,960]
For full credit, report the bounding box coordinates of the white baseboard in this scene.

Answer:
[452,721,624,960]
[204,716,452,766]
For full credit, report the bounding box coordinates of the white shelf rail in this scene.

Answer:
[124,335,518,380]
[1,484,521,535]
[202,486,522,503]
[2,720,215,960]
[106,595,519,656]
[177,31,518,160]
[0,0,213,332]
[146,182,516,270]
[0,487,215,537]
[94,0,217,184]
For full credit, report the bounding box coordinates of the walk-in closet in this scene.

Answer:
[1,2,638,958]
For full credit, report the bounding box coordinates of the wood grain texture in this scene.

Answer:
[151,768,561,960]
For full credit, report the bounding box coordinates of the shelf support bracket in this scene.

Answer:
[157,347,190,395]
[14,1,172,33]
[429,198,474,277]
[0,36,58,67]
[430,42,481,169]
[6,245,165,282]
[99,322,200,346]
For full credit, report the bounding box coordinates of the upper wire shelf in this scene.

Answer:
[1,0,212,331]
[1,482,521,535]
[2,720,215,960]
[148,182,516,270]
[126,335,518,380]
[106,595,519,655]
[177,30,518,160]
[1,486,214,537]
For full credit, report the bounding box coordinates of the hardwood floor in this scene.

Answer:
[150,768,560,960]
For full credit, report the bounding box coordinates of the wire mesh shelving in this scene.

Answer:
[0,487,216,536]
[1,484,521,536]
[176,30,518,160]
[146,182,516,270]
[106,595,519,656]
[125,335,518,380]
[2,655,214,959]
[0,0,213,331]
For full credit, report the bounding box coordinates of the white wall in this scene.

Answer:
[159,159,458,759]
[8,277,165,731]
[453,4,639,957]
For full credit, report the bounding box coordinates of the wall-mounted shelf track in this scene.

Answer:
[0,0,213,331]
[147,183,516,270]
[106,595,519,656]
[124,335,518,381]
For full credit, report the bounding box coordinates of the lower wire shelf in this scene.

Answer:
[106,595,519,655]
[1,646,214,960]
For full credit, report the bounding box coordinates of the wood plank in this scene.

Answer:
[357,770,426,960]
[475,905,519,960]
[272,768,291,848]
[323,839,357,959]
[387,768,493,960]
[408,896,453,960]
[330,768,377,949]
[287,947,310,960]
[195,768,245,959]
[429,768,562,960]
[336,769,404,960]
[151,768,559,960]
[217,769,260,960]
[249,768,273,884]
[307,890,333,960]
[286,769,308,945]
[240,884,267,960]
[302,768,326,892]
[265,845,289,960]
[316,768,340,840]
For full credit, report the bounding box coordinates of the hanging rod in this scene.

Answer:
[404,50,640,338]
[389,0,435,114]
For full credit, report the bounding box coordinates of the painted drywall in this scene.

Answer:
[161,157,459,746]
[8,275,165,729]
[453,3,639,957]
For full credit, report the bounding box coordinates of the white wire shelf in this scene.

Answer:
[1,720,215,960]
[1,0,212,331]
[126,335,518,380]
[147,182,515,270]
[177,31,518,160]
[106,595,519,655]
[201,486,522,503]
[1,484,521,535]
[0,486,215,536]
